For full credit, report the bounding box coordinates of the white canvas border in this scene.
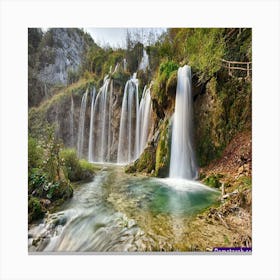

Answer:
[0,0,279,279]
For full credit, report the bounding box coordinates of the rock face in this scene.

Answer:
[28,28,95,107]
[193,74,252,167]
[37,28,91,86]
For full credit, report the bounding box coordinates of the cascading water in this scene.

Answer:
[77,89,88,158]
[117,73,139,164]
[137,85,152,156]
[76,67,152,164]
[138,49,149,71]
[123,58,127,72]
[69,94,75,147]
[88,76,112,162]
[88,87,96,162]
[169,65,197,179]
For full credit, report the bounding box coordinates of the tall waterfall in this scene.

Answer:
[169,65,197,179]
[138,49,149,71]
[77,89,88,158]
[69,94,75,147]
[117,73,139,164]
[87,76,113,163]
[117,75,153,164]
[137,85,152,156]
[88,87,96,161]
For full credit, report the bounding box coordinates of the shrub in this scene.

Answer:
[60,149,95,181]
[184,28,225,82]
[28,196,45,222]
[28,136,43,173]
[28,168,48,196]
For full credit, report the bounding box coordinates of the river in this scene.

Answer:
[28,165,219,252]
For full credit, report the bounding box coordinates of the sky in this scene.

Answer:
[84,28,166,48]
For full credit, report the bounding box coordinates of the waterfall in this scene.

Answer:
[137,85,152,156]
[117,73,139,164]
[88,76,112,163]
[169,65,197,179]
[138,49,149,71]
[117,73,153,164]
[69,94,75,147]
[77,89,88,158]
[76,71,152,164]
[88,87,96,161]
[123,59,127,72]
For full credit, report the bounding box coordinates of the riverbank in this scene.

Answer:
[186,130,252,250]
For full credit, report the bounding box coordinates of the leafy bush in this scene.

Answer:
[28,136,43,173]
[60,149,95,181]
[67,68,80,85]
[28,168,73,201]
[159,60,179,78]
[184,28,225,82]
[28,168,48,196]
[28,196,45,222]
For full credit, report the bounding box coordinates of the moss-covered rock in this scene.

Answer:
[150,61,178,123]
[125,144,156,174]
[194,75,251,167]
[155,119,172,177]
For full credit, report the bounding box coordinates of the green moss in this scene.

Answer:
[185,28,225,83]
[194,76,251,167]
[125,145,156,174]
[155,120,172,177]
[111,71,131,88]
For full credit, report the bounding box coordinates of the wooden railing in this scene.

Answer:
[221,59,252,78]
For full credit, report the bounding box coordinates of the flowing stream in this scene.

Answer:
[28,166,219,253]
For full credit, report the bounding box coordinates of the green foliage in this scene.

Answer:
[237,175,252,192]
[203,174,223,188]
[111,71,131,88]
[67,68,80,85]
[28,136,43,173]
[28,168,48,196]
[152,60,178,110]
[155,120,172,177]
[42,126,64,182]
[60,149,95,181]
[195,75,251,166]
[224,28,252,62]
[185,28,225,82]
[28,197,45,223]
[125,145,156,174]
[159,60,179,79]
[28,166,73,201]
